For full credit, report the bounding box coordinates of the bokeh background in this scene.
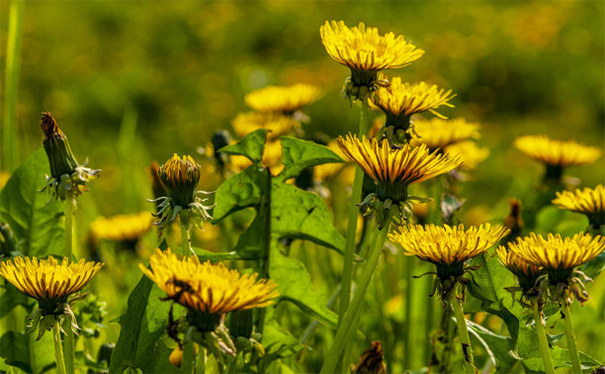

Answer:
[1,0,604,370]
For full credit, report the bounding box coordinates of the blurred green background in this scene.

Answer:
[1,1,603,217]
[1,1,605,370]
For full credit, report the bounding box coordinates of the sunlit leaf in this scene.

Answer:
[0,331,55,373]
[278,137,343,181]
[212,166,263,223]
[218,129,268,163]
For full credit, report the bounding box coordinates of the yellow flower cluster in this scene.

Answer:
[245,84,321,114]
[552,184,604,215]
[514,135,601,167]
[410,118,480,150]
[89,212,153,243]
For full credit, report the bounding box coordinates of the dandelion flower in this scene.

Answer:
[514,135,601,182]
[89,212,153,245]
[0,256,103,337]
[320,20,424,101]
[337,134,462,202]
[444,141,490,171]
[232,112,299,141]
[244,84,321,114]
[140,248,278,329]
[410,118,480,150]
[389,223,509,297]
[496,246,543,293]
[552,185,604,226]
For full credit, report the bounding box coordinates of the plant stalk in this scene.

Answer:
[182,340,195,374]
[531,298,555,374]
[181,219,193,256]
[196,344,206,374]
[563,303,582,374]
[2,0,23,173]
[450,290,475,374]
[63,192,76,373]
[321,220,390,374]
[53,321,67,374]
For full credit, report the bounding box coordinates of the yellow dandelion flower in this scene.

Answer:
[244,84,322,114]
[372,78,455,123]
[552,185,604,225]
[507,233,605,274]
[139,248,279,316]
[444,141,490,171]
[390,224,509,267]
[410,118,480,150]
[232,112,299,141]
[514,135,601,168]
[320,20,424,78]
[337,134,462,201]
[496,246,543,291]
[0,256,102,309]
[89,212,153,244]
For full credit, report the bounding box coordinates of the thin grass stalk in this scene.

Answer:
[63,192,76,373]
[531,298,555,374]
[450,290,475,374]
[53,321,67,374]
[257,168,272,336]
[196,345,206,374]
[562,303,582,374]
[403,255,414,369]
[321,219,390,374]
[2,0,23,173]
[181,220,193,256]
[182,340,195,374]
[339,102,371,324]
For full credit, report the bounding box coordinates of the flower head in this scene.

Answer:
[0,256,103,337]
[389,223,509,297]
[514,135,601,182]
[40,112,100,201]
[444,141,490,171]
[232,112,298,141]
[89,212,153,245]
[505,232,605,304]
[496,246,543,293]
[337,135,462,202]
[140,248,278,322]
[410,118,480,151]
[244,84,321,115]
[320,20,424,101]
[151,154,213,229]
[552,185,604,226]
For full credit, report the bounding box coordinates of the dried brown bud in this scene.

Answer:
[351,341,386,374]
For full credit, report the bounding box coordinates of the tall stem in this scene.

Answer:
[562,303,582,374]
[2,0,23,173]
[63,192,76,373]
[450,291,475,374]
[53,321,67,374]
[180,219,193,256]
[321,221,389,374]
[339,102,370,324]
[182,340,195,374]
[403,256,415,370]
[196,344,206,374]
[532,298,555,374]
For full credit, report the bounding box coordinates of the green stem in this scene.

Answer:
[180,219,194,256]
[563,303,582,374]
[2,0,23,173]
[53,321,67,374]
[63,192,76,374]
[257,168,272,336]
[532,298,555,374]
[403,255,415,370]
[321,221,389,374]
[450,291,475,374]
[196,344,206,374]
[182,340,195,374]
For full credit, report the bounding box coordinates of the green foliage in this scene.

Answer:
[0,148,64,258]
[278,136,343,181]
[0,332,55,373]
[109,274,179,374]
[218,129,268,163]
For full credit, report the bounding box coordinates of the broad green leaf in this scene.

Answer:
[271,181,344,253]
[521,345,601,373]
[0,283,33,318]
[466,250,525,346]
[213,166,263,223]
[0,148,64,258]
[218,129,268,163]
[193,247,257,261]
[278,137,343,181]
[466,320,520,373]
[109,274,178,374]
[269,239,338,330]
[583,251,605,279]
[0,331,55,373]
[232,213,266,258]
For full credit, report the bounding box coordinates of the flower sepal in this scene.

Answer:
[26,292,88,340]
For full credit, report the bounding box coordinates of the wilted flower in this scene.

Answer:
[40,112,100,201]
[552,185,604,227]
[150,154,213,229]
[506,233,605,304]
[0,256,103,338]
[244,84,321,115]
[320,20,424,102]
[389,224,509,298]
[410,118,480,151]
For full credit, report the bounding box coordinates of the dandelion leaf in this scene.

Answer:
[218,129,268,163]
[213,165,263,223]
[0,331,55,373]
[0,148,64,258]
[278,136,344,181]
